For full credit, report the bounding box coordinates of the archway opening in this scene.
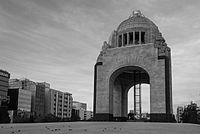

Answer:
[110,66,150,121]
[128,84,150,121]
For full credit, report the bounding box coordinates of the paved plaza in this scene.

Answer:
[0,122,199,134]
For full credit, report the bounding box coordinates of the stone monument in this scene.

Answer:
[93,10,173,122]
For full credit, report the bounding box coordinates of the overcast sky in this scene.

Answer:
[0,0,200,112]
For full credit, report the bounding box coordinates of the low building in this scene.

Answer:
[129,110,134,114]
[71,109,80,120]
[45,88,73,119]
[73,101,87,110]
[84,111,93,120]
[177,106,183,123]
[73,101,87,120]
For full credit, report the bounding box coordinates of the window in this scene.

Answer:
[123,33,127,46]
[118,35,122,47]
[135,32,139,44]
[129,32,133,44]
[141,32,145,44]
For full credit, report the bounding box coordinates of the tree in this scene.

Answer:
[182,102,198,124]
[43,114,62,122]
[0,107,10,123]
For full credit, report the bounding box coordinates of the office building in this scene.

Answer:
[8,88,32,122]
[45,88,73,119]
[73,101,87,120]
[9,78,36,113]
[0,69,10,107]
[0,69,10,123]
[34,82,48,118]
[177,106,184,123]
[9,79,48,118]
[84,111,93,120]
[73,101,87,110]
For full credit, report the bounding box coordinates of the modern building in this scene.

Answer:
[34,82,48,118]
[73,101,87,120]
[9,79,48,119]
[21,79,37,115]
[0,69,10,123]
[129,110,134,114]
[81,103,87,111]
[45,88,73,119]
[84,111,93,120]
[73,101,87,110]
[176,106,183,123]
[71,108,79,120]
[8,88,32,122]
[0,69,10,107]
[9,79,22,89]
[9,78,37,114]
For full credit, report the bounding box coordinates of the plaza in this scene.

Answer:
[0,122,199,134]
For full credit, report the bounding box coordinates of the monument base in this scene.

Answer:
[93,113,175,122]
[150,113,175,122]
[93,113,113,121]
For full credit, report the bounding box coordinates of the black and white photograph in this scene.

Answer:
[0,0,200,133]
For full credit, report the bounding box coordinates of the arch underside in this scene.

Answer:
[110,66,150,119]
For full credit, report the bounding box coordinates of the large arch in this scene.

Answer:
[93,11,173,122]
[109,66,150,120]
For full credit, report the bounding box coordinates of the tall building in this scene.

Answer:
[0,69,10,107]
[0,69,10,123]
[45,88,73,119]
[9,79,47,118]
[73,101,87,120]
[9,78,37,114]
[8,88,32,122]
[35,82,48,118]
[177,106,183,123]
[21,79,37,114]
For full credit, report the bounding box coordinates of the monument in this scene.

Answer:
[93,10,173,122]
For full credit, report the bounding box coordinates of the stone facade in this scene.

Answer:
[93,11,173,122]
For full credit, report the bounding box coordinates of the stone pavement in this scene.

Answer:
[0,122,199,134]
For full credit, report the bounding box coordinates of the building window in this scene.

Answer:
[118,35,122,47]
[141,32,145,44]
[123,33,127,46]
[129,32,133,44]
[135,31,139,44]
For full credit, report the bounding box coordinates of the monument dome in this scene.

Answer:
[107,10,164,48]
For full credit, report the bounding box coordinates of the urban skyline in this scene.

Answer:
[0,0,200,113]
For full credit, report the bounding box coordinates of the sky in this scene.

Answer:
[0,0,200,112]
